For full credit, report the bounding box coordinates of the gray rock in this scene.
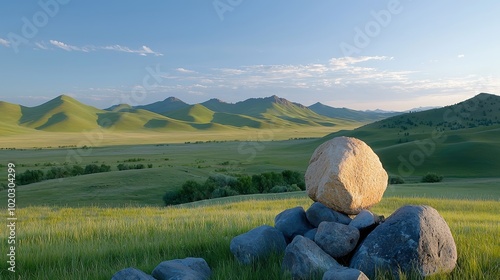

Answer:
[275,207,314,242]
[230,225,287,264]
[304,228,317,240]
[282,235,341,280]
[350,205,457,278]
[322,267,369,280]
[315,222,360,258]
[306,202,352,227]
[112,267,155,280]
[349,210,379,231]
[152,257,211,280]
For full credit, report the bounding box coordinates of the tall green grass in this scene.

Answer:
[1,197,498,279]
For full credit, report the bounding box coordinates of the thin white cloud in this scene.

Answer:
[45,40,163,56]
[176,68,196,74]
[102,45,163,56]
[457,54,465,59]
[329,56,391,69]
[0,38,11,47]
[50,40,81,51]
[74,56,500,110]
[35,42,49,50]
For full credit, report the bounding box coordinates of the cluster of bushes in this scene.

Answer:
[389,176,405,184]
[163,170,305,206]
[388,173,444,185]
[421,173,444,183]
[117,163,145,171]
[17,164,112,185]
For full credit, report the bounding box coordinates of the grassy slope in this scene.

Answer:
[317,123,500,177]
[165,104,215,123]
[0,95,361,145]
[3,139,500,208]
[0,196,498,279]
[19,95,104,132]
[309,93,500,177]
[4,140,313,207]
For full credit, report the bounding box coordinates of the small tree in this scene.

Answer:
[389,176,405,184]
[421,173,443,183]
[18,169,44,185]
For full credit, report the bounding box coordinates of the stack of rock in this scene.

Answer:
[230,137,457,279]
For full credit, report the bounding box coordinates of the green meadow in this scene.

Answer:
[0,196,498,279]
[0,137,499,279]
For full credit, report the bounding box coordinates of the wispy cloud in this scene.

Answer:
[176,68,196,74]
[42,40,163,56]
[35,42,49,50]
[329,56,391,69]
[457,54,465,59]
[50,40,83,51]
[0,38,10,47]
[102,45,163,56]
[74,56,500,110]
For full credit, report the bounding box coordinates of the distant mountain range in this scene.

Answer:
[0,95,403,135]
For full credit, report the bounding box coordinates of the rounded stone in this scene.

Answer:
[306,137,388,215]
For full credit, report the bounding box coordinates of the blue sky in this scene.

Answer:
[1,0,499,110]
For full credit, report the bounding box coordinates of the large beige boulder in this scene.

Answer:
[306,137,388,214]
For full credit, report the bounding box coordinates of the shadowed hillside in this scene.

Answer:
[309,102,400,122]
[307,93,500,177]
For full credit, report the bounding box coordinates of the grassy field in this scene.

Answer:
[3,139,500,208]
[0,126,350,148]
[0,125,498,279]
[0,194,498,279]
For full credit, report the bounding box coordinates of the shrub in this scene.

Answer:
[45,166,71,180]
[117,163,129,171]
[117,163,145,171]
[84,164,101,174]
[71,165,84,176]
[421,173,444,183]
[83,164,111,174]
[282,170,303,185]
[179,180,209,202]
[211,187,239,198]
[99,164,111,172]
[163,191,184,206]
[18,169,44,185]
[269,185,288,193]
[287,184,302,192]
[389,176,405,184]
[234,175,257,194]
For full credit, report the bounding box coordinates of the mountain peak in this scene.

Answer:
[54,94,78,102]
[262,95,291,105]
[205,98,227,104]
[164,96,184,102]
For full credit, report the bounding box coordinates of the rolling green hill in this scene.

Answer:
[0,94,363,135]
[165,104,215,123]
[18,95,104,132]
[313,93,500,177]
